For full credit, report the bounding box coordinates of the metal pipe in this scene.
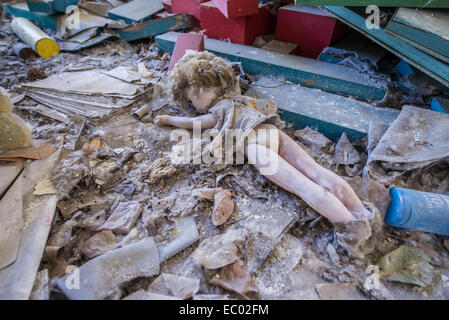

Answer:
[133,104,151,119]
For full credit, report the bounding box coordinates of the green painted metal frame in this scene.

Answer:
[323,6,449,88]
[156,31,387,101]
[295,0,449,7]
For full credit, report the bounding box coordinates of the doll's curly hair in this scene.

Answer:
[169,50,237,114]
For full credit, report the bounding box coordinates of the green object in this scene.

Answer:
[156,31,387,101]
[246,77,398,141]
[117,14,194,42]
[386,8,449,64]
[53,0,79,12]
[108,0,163,24]
[324,6,449,88]
[295,0,449,7]
[378,245,434,288]
[5,2,58,31]
[26,0,79,14]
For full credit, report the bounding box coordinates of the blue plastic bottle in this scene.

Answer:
[385,187,449,236]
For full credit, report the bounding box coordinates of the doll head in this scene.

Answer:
[169,50,240,114]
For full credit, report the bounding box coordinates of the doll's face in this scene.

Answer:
[186,87,219,114]
[186,78,241,114]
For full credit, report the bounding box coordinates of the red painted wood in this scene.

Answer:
[211,0,259,18]
[172,0,210,26]
[162,0,172,14]
[200,2,275,45]
[168,33,205,71]
[275,5,348,59]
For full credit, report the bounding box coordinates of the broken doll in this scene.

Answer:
[154,50,381,258]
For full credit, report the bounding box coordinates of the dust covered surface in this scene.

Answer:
[1,14,449,301]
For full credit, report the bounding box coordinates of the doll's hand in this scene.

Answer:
[154,115,170,126]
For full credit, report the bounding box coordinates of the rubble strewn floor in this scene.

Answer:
[1,10,449,301]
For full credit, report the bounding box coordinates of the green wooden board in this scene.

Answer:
[5,2,59,31]
[108,0,163,24]
[26,0,56,14]
[324,6,449,88]
[295,0,449,7]
[117,14,194,42]
[385,8,449,64]
[26,0,79,14]
[246,77,399,141]
[156,31,387,101]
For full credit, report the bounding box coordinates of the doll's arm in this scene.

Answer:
[155,114,217,130]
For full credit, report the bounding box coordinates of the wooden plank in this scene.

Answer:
[26,0,79,14]
[53,0,80,12]
[295,0,449,7]
[246,77,399,141]
[168,33,204,71]
[385,8,449,64]
[323,6,449,88]
[117,14,193,42]
[26,0,56,14]
[5,2,59,31]
[155,31,387,101]
[108,0,163,24]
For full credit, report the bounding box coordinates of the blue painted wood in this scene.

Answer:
[318,53,342,64]
[156,31,387,101]
[5,2,58,31]
[395,60,415,77]
[324,6,449,88]
[26,0,56,14]
[26,0,79,14]
[386,9,449,64]
[117,14,194,42]
[246,77,399,141]
[431,97,449,114]
[53,0,79,12]
[108,0,163,24]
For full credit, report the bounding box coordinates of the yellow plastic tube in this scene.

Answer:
[11,17,60,58]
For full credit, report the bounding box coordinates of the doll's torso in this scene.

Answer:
[206,96,279,152]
